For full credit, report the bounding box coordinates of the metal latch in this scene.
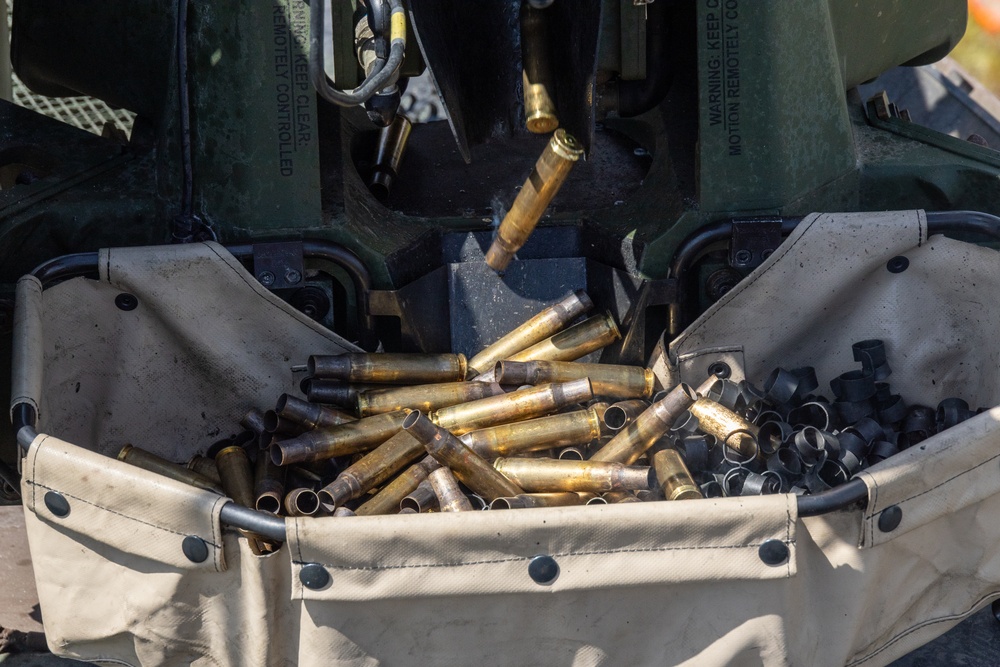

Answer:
[729,218,783,270]
[252,241,305,290]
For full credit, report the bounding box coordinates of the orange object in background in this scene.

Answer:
[971,0,1000,34]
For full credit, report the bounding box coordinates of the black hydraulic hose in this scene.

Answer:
[619,0,673,117]
[176,0,194,220]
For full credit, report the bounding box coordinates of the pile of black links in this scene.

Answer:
[672,340,985,498]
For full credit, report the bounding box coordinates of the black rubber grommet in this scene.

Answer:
[878,505,903,533]
[115,293,139,311]
[182,535,209,563]
[708,362,731,379]
[528,554,560,585]
[300,563,331,590]
[758,539,790,566]
[44,491,70,518]
[886,256,909,273]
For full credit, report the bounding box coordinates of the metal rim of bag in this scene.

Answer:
[10,210,1000,541]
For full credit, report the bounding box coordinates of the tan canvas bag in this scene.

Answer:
[10,211,1000,665]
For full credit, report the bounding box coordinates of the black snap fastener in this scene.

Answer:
[182,536,209,563]
[708,362,731,379]
[886,257,909,274]
[528,554,559,585]
[758,539,789,566]
[300,563,331,590]
[115,293,139,311]
[878,505,903,533]
[43,491,70,518]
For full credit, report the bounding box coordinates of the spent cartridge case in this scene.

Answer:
[263,412,307,435]
[603,399,653,431]
[284,487,320,516]
[688,398,760,459]
[490,492,586,510]
[272,409,409,466]
[467,290,593,377]
[317,429,425,511]
[369,114,413,201]
[186,455,223,485]
[253,450,286,514]
[485,129,584,271]
[431,378,594,436]
[521,4,558,134]
[557,446,585,460]
[428,467,474,512]
[602,490,642,504]
[118,445,223,494]
[308,353,467,385]
[357,381,504,417]
[276,394,355,429]
[240,408,268,442]
[591,384,699,465]
[507,313,621,364]
[355,455,441,516]
[496,360,654,399]
[652,449,703,501]
[333,507,357,517]
[403,411,524,500]
[492,457,652,494]
[401,478,440,513]
[216,445,266,553]
[307,380,377,408]
[458,406,603,458]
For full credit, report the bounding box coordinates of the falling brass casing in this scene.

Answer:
[467,290,593,376]
[403,411,524,501]
[485,129,584,271]
[284,487,320,516]
[521,4,558,133]
[253,449,286,514]
[458,406,602,459]
[490,492,585,509]
[355,455,441,516]
[186,455,223,485]
[492,457,651,494]
[119,445,223,494]
[591,384,698,465]
[317,429,425,511]
[369,115,413,201]
[272,409,409,465]
[357,381,504,417]
[652,449,703,501]
[276,394,355,429]
[507,313,620,364]
[688,398,760,459]
[603,399,653,431]
[308,353,467,385]
[428,467,474,512]
[496,360,654,399]
[401,478,440,513]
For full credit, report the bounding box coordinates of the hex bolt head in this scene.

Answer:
[878,505,903,533]
[258,271,276,287]
[284,269,302,285]
[734,249,753,265]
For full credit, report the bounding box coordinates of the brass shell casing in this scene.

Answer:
[490,492,586,509]
[253,450,286,514]
[369,115,413,201]
[216,445,267,553]
[458,407,602,459]
[317,429,426,511]
[308,353,468,385]
[521,4,558,133]
[485,129,584,271]
[591,384,699,465]
[357,381,504,417]
[119,445,223,494]
[284,487,320,516]
[492,457,651,494]
[603,399,653,431]
[507,313,620,364]
[276,394,354,429]
[403,411,524,501]
[355,455,441,516]
[602,490,642,504]
[428,467,474,512]
[401,478,440,513]
[467,290,593,376]
[496,360,654,399]
[272,409,409,465]
[687,398,760,459]
[306,380,378,408]
[431,379,594,436]
[186,455,223,485]
[652,449,703,501]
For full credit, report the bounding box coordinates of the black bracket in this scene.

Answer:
[251,241,306,291]
[729,218,783,270]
